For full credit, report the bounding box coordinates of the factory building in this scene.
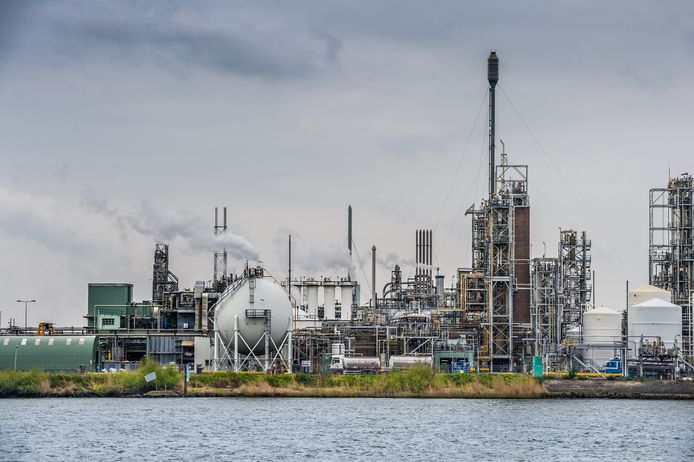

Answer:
[0,336,98,372]
[1,52,692,379]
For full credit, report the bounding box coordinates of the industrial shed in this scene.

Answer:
[0,336,98,372]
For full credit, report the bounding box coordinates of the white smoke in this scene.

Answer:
[274,230,354,276]
[83,197,260,261]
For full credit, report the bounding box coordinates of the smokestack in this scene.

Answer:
[488,51,499,197]
[372,245,377,310]
[348,205,352,256]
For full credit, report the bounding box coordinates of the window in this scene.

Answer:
[102,318,115,326]
[21,338,27,345]
[79,338,85,345]
[2,339,8,346]
[48,338,54,346]
[66,338,72,346]
[34,339,40,346]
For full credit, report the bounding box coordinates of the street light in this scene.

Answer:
[16,299,36,332]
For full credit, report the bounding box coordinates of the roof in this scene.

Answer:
[632,285,669,294]
[632,297,680,308]
[585,305,619,314]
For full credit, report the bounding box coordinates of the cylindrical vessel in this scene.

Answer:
[340,286,353,320]
[324,285,336,320]
[628,297,682,357]
[582,306,621,368]
[388,355,433,370]
[307,285,319,318]
[215,277,291,354]
[628,285,671,311]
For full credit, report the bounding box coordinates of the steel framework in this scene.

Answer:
[213,207,229,291]
[558,230,591,341]
[531,257,559,356]
[152,243,178,307]
[466,160,529,372]
[649,174,694,361]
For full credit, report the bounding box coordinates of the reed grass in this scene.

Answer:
[0,364,547,398]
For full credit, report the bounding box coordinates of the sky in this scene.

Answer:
[0,1,693,327]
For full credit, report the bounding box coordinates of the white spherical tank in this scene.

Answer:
[628,297,682,357]
[582,306,622,368]
[215,277,292,354]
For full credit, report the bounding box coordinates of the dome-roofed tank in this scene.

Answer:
[628,297,681,357]
[628,285,671,311]
[215,271,292,355]
[582,305,622,368]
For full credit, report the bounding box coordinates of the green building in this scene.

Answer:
[85,283,133,329]
[0,336,98,371]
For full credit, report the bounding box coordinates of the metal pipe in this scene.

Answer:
[372,245,377,310]
[234,315,239,372]
[287,317,293,373]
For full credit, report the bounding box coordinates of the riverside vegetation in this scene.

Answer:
[0,361,546,398]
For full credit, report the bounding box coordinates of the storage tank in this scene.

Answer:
[388,355,433,370]
[324,285,336,320]
[342,356,380,374]
[215,276,291,354]
[340,285,353,320]
[582,306,622,368]
[307,285,319,318]
[628,297,682,357]
[628,285,671,311]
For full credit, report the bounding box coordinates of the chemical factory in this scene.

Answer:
[1,53,692,380]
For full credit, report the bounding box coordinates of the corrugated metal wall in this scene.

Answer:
[0,336,98,371]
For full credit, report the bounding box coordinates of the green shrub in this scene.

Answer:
[267,374,291,388]
[444,373,476,386]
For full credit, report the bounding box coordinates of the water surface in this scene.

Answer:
[1,398,692,461]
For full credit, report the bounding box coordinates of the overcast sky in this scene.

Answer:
[1,1,692,326]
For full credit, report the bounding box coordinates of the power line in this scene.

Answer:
[498,84,630,281]
[436,118,488,259]
[432,89,488,236]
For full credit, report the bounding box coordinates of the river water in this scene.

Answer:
[1,398,692,461]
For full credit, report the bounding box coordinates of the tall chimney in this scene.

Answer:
[488,51,499,197]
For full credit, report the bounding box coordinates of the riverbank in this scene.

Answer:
[1,366,693,399]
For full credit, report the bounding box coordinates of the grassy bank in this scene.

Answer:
[0,365,545,398]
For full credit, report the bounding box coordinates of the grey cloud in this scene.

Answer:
[44,6,341,79]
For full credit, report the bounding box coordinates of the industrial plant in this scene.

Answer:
[1,53,692,380]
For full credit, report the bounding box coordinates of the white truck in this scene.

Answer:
[329,355,381,374]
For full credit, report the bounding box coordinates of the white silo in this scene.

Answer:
[628,297,682,357]
[628,285,671,311]
[582,306,622,368]
[340,285,353,320]
[324,285,336,320]
[307,285,319,318]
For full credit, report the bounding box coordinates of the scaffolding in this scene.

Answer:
[213,207,229,291]
[649,174,694,361]
[152,243,178,308]
[531,257,559,356]
[466,159,529,372]
[558,230,591,341]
